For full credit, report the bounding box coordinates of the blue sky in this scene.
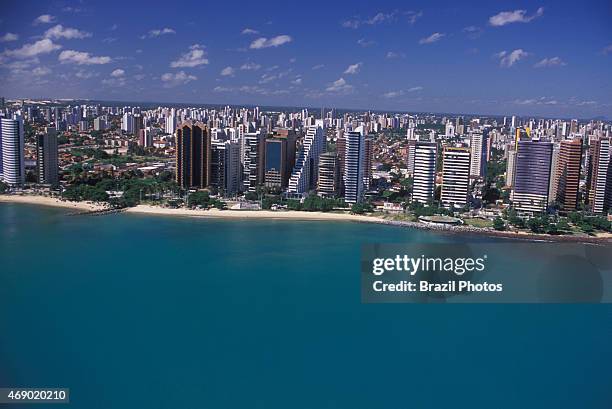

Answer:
[0,0,611,118]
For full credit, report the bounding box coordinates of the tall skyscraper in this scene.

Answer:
[264,137,287,189]
[36,126,59,186]
[512,140,553,213]
[554,138,582,210]
[175,122,211,189]
[548,144,560,204]
[1,115,25,186]
[288,125,325,194]
[441,147,471,208]
[139,128,153,148]
[588,138,611,214]
[363,136,374,191]
[406,139,417,175]
[506,147,517,188]
[243,132,265,192]
[210,140,240,196]
[121,112,134,134]
[343,131,365,204]
[412,142,437,204]
[469,131,487,179]
[317,152,340,197]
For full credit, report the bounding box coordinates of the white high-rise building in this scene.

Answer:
[121,112,134,133]
[445,121,455,137]
[288,124,325,194]
[165,109,177,135]
[469,132,487,179]
[1,115,25,186]
[412,142,437,203]
[506,148,517,188]
[344,131,365,204]
[441,147,471,208]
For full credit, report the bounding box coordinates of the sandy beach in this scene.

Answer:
[126,204,374,222]
[2,195,610,242]
[0,194,107,211]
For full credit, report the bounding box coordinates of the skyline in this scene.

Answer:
[0,1,611,118]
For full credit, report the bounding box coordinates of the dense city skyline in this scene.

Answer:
[1,1,611,118]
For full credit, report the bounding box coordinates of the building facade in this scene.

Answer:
[343,131,365,203]
[175,122,211,189]
[441,147,471,208]
[36,126,59,186]
[512,140,553,213]
[288,125,324,195]
[554,138,582,211]
[412,142,438,204]
[1,115,25,186]
[317,152,340,197]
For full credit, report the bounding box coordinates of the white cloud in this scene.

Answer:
[405,11,423,25]
[161,71,196,86]
[0,33,18,42]
[463,26,483,39]
[44,24,92,40]
[75,70,97,79]
[495,49,529,67]
[220,66,235,76]
[326,77,353,93]
[59,50,112,65]
[241,28,259,35]
[142,27,176,39]
[291,77,302,85]
[341,19,361,29]
[213,85,289,96]
[513,96,558,106]
[383,86,423,98]
[33,14,56,25]
[3,59,39,74]
[110,68,125,77]
[601,44,612,55]
[312,64,324,70]
[240,62,261,70]
[344,62,362,74]
[3,39,61,59]
[489,7,544,27]
[102,76,126,87]
[534,57,566,68]
[32,66,51,76]
[419,32,445,44]
[259,73,277,83]
[386,51,405,59]
[249,35,292,49]
[342,10,419,28]
[357,38,375,47]
[170,44,208,68]
[383,91,403,98]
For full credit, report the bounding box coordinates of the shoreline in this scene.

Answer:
[1,194,610,244]
[0,194,107,212]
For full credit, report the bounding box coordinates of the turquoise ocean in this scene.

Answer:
[1,203,611,408]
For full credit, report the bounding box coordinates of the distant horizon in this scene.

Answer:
[5,96,611,123]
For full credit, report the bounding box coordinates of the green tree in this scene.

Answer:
[493,217,505,231]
